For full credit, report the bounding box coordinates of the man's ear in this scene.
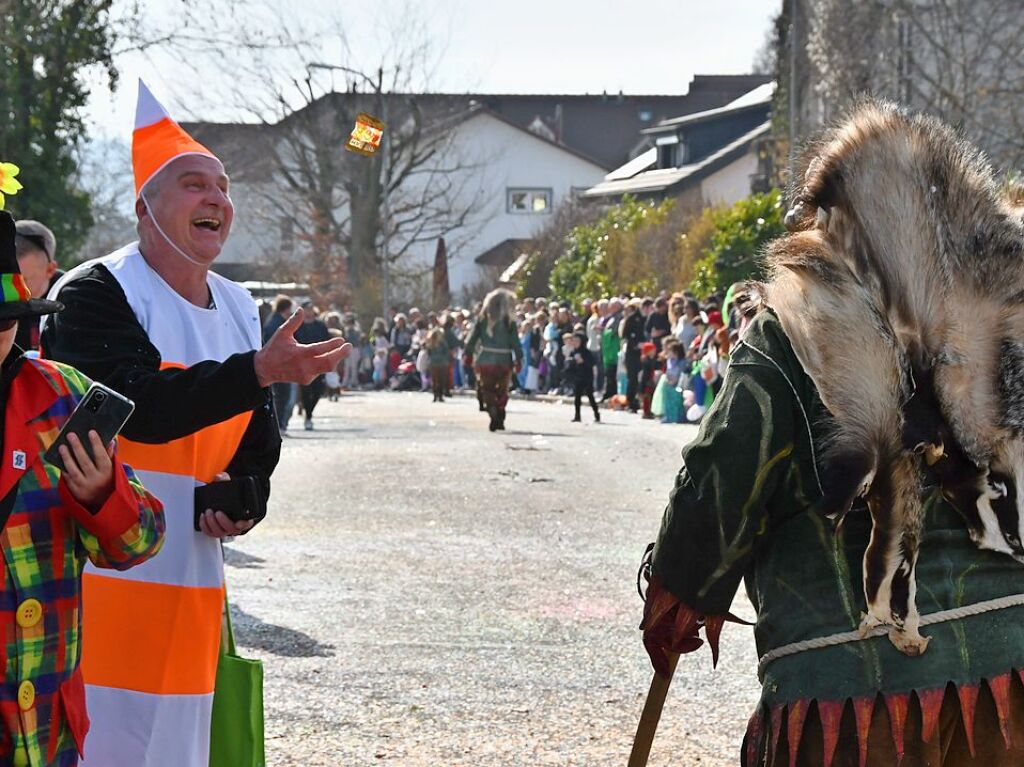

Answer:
[135,196,148,220]
[45,260,58,280]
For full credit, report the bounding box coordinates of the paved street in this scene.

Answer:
[225,391,761,766]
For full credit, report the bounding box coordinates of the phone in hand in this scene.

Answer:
[44,383,135,474]
[193,476,266,531]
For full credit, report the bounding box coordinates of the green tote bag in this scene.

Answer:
[209,596,265,767]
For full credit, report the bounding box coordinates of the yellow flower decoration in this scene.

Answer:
[0,162,23,210]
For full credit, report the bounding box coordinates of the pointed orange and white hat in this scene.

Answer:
[132,80,219,198]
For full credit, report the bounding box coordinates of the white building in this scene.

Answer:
[423,107,608,294]
[583,83,775,208]
[186,77,770,301]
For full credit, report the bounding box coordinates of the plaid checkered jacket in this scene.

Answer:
[0,356,164,766]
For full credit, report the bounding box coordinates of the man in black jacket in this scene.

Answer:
[620,298,646,412]
[294,301,331,430]
[262,294,297,430]
[644,296,671,351]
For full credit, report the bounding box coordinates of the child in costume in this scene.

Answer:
[425,327,450,402]
[372,348,388,388]
[563,332,600,423]
[658,338,685,424]
[0,209,164,767]
[463,289,523,432]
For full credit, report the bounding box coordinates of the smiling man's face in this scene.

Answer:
[142,154,233,264]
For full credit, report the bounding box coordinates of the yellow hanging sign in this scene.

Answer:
[346,113,385,156]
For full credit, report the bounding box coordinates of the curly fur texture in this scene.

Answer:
[767,100,1024,655]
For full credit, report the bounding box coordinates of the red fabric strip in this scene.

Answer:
[763,672,1022,767]
[957,684,979,757]
[787,699,809,767]
[989,673,1013,749]
[674,603,699,638]
[769,704,785,767]
[704,615,725,668]
[918,687,944,743]
[818,700,843,767]
[852,696,875,767]
[744,707,765,767]
[885,692,910,766]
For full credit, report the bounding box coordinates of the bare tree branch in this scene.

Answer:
[215,7,488,315]
[798,0,1024,169]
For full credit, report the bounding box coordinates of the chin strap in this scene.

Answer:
[139,188,208,268]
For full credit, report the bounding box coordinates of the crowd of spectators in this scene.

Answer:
[260,296,480,428]
[262,283,752,427]
[510,289,742,423]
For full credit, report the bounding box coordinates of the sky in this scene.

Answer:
[84,0,777,139]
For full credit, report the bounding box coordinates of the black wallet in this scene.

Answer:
[193,476,266,531]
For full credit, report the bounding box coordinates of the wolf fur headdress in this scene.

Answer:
[766,100,1024,655]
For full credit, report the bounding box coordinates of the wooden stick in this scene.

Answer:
[627,652,680,767]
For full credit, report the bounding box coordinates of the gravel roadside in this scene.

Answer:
[224,390,761,766]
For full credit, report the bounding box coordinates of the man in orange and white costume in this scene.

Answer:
[40,81,351,766]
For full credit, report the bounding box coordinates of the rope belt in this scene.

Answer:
[757,592,1024,680]
[478,346,513,356]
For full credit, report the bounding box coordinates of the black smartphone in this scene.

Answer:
[193,476,266,531]
[44,383,135,474]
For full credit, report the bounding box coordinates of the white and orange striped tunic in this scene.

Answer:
[56,244,262,767]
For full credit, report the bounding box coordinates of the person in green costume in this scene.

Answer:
[642,302,1024,766]
[463,288,523,432]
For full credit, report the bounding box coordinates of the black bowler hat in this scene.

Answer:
[0,210,63,321]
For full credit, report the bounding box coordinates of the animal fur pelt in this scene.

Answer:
[766,99,1024,655]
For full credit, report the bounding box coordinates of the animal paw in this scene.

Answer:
[783,202,803,231]
[922,442,945,466]
[887,626,930,656]
[858,611,889,638]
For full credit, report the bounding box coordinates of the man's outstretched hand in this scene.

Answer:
[254,308,352,387]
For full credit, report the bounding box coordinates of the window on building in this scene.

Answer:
[280,216,294,252]
[507,188,552,213]
[656,133,684,169]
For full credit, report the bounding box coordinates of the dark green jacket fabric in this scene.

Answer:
[652,308,1024,707]
[464,318,523,368]
[427,340,451,367]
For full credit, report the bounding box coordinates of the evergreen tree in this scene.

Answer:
[0,0,118,260]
